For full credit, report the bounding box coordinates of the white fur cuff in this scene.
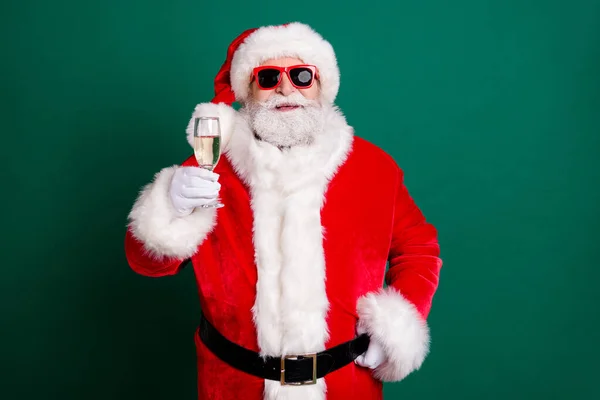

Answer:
[356,287,430,382]
[127,166,217,260]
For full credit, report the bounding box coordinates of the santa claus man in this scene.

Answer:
[124,22,442,400]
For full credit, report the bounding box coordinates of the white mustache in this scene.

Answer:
[258,92,319,109]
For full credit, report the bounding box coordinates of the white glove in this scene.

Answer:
[355,337,386,369]
[169,166,221,215]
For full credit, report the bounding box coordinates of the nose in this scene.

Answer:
[275,72,296,96]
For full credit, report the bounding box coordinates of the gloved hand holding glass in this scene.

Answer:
[169,116,224,214]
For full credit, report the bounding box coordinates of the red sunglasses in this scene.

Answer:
[252,64,319,90]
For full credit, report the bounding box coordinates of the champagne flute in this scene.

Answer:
[193,116,224,208]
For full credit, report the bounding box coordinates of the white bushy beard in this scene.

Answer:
[243,92,325,148]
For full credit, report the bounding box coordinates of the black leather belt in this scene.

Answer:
[198,314,370,385]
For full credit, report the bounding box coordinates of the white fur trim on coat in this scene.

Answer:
[230,22,340,105]
[127,166,217,260]
[356,287,430,382]
[218,104,353,400]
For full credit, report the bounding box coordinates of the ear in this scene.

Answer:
[186,102,238,150]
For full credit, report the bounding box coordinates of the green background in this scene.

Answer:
[2,0,599,399]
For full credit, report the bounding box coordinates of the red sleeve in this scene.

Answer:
[385,167,442,319]
[124,228,187,277]
[355,165,442,382]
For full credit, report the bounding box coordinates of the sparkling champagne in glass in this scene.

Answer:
[193,116,224,208]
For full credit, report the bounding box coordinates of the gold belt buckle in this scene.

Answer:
[280,353,317,386]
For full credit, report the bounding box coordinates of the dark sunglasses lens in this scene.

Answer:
[257,69,281,88]
[290,68,314,87]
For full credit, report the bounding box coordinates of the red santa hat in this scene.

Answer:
[210,22,340,105]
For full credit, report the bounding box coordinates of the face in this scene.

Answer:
[243,57,325,149]
[250,57,320,103]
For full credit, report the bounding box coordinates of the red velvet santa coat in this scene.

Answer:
[124,102,442,400]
